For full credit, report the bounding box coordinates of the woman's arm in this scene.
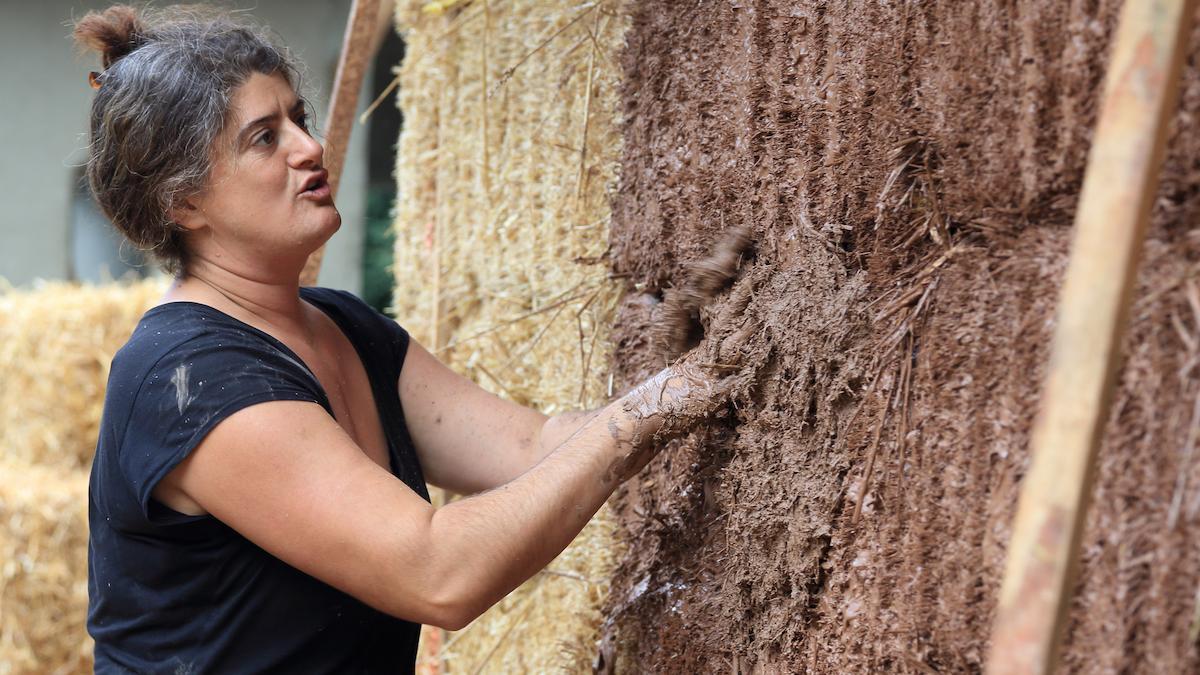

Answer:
[398,340,602,494]
[538,409,602,455]
[161,362,716,629]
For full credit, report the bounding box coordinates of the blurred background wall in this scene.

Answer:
[0,0,403,304]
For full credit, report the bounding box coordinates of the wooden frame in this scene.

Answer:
[987,1,1196,672]
[299,0,382,286]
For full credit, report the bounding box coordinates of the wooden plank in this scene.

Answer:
[299,0,382,286]
[986,2,1195,673]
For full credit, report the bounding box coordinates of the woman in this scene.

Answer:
[75,5,725,673]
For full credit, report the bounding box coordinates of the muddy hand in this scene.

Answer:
[602,360,731,484]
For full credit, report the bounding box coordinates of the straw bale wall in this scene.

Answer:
[0,280,162,674]
[392,0,628,670]
[0,281,164,472]
[0,464,90,674]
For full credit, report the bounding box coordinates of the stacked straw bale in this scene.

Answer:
[0,279,163,674]
[0,281,163,471]
[392,0,629,670]
[0,465,90,674]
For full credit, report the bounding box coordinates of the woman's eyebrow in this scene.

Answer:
[235,99,306,145]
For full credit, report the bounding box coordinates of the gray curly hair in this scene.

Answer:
[74,4,310,275]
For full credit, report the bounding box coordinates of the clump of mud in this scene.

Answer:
[652,225,754,362]
[599,2,1200,673]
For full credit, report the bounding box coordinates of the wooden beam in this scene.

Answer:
[987,2,1195,673]
[300,0,382,287]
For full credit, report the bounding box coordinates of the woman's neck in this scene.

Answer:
[166,255,313,337]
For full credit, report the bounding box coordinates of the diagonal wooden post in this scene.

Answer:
[987,2,1195,673]
[300,0,382,287]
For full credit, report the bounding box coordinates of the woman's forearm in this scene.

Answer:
[427,402,626,626]
[422,363,719,628]
[536,408,603,457]
[487,408,600,486]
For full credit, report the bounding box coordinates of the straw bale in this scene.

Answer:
[393,0,629,670]
[0,462,91,675]
[0,280,160,674]
[0,280,164,471]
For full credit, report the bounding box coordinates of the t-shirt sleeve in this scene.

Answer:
[381,311,411,381]
[386,314,410,379]
[315,287,411,382]
[367,300,411,382]
[118,333,323,521]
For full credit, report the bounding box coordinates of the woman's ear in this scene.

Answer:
[169,195,207,232]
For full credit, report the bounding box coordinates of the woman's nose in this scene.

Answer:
[287,122,324,168]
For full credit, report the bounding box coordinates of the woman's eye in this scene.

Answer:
[255,129,275,146]
[295,114,310,132]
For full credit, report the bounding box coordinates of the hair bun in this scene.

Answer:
[73,5,148,69]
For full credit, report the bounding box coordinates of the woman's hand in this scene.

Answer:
[599,279,761,484]
[601,358,732,484]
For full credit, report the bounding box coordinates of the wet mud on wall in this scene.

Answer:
[601,2,1200,672]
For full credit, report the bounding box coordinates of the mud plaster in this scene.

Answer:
[600,2,1200,673]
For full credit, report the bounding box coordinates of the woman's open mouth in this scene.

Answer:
[298,170,332,203]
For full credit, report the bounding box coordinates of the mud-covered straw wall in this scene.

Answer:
[599,2,1200,672]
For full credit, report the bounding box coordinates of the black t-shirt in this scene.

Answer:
[87,287,429,674]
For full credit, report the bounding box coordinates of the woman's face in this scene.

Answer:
[174,71,340,275]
